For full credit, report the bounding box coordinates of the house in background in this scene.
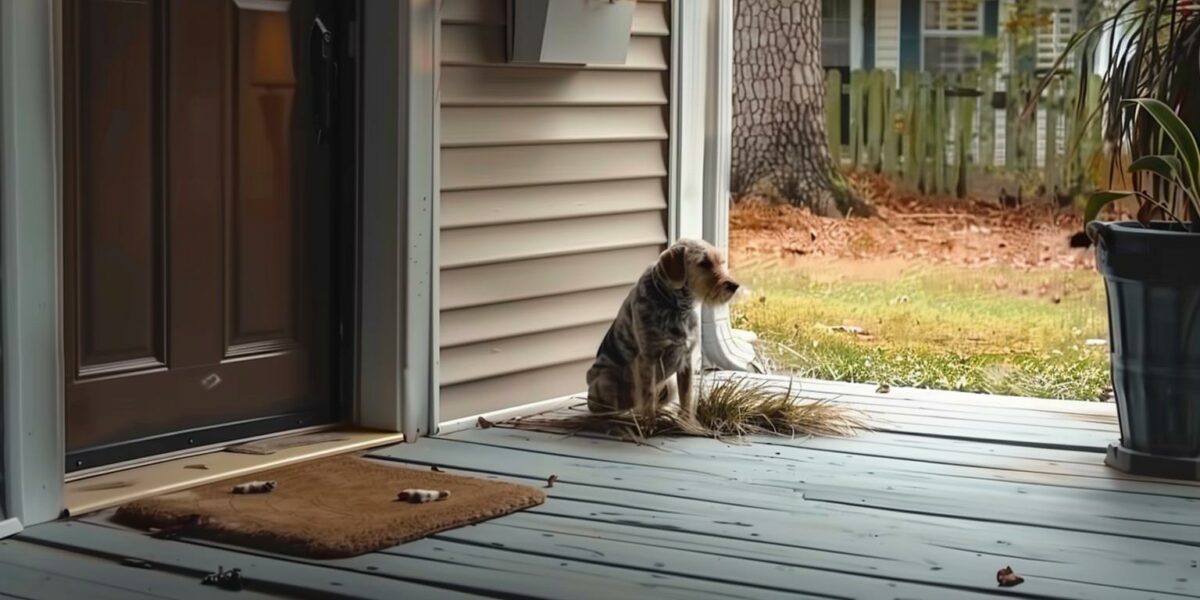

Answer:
[822,0,1080,74]
[822,0,1091,170]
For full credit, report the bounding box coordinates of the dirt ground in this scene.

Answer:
[730,172,1114,272]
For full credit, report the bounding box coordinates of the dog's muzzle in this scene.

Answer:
[707,278,740,304]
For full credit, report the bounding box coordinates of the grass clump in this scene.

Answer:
[511,376,867,443]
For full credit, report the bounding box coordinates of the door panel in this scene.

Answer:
[229,5,300,354]
[64,0,341,470]
[72,0,165,376]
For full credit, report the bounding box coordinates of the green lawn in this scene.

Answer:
[730,260,1111,400]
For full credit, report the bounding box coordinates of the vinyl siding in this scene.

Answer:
[874,0,901,72]
[438,0,671,420]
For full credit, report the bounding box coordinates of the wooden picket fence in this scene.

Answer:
[825,68,1103,198]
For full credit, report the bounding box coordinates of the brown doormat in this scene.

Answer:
[112,454,546,559]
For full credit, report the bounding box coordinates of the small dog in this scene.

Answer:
[586,239,741,418]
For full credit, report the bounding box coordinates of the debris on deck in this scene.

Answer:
[231,480,277,494]
[201,566,245,591]
[996,566,1025,587]
[397,489,450,503]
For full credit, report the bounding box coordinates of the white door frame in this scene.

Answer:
[1,0,435,527]
[358,0,440,439]
[1,0,66,527]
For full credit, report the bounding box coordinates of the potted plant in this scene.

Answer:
[1055,0,1200,480]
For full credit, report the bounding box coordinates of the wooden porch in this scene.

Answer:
[3,374,1197,599]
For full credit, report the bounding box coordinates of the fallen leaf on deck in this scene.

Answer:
[545,474,559,488]
[996,566,1025,587]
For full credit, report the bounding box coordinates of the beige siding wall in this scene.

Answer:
[874,0,901,72]
[439,0,672,420]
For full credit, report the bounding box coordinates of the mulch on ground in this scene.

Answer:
[731,172,1123,272]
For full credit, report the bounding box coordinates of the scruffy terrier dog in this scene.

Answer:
[586,239,741,418]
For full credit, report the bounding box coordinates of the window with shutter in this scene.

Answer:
[1035,0,1076,70]
[822,0,852,68]
[922,0,983,72]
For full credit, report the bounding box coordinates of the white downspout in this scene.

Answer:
[700,0,763,373]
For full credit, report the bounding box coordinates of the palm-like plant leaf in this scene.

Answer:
[1053,0,1200,229]
[1126,99,1200,190]
[1085,191,1135,224]
[1128,154,1186,182]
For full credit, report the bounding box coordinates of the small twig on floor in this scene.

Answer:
[120,558,154,569]
[201,566,245,591]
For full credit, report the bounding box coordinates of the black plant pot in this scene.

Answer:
[1089,220,1200,480]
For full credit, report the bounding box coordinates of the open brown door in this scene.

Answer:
[63,0,350,471]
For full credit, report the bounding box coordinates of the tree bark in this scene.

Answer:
[731,0,870,217]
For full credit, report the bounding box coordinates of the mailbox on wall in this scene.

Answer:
[507,0,637,65]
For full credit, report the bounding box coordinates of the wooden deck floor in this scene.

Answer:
[6,375,1200,599]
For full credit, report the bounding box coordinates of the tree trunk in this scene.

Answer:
[731,0,871,217]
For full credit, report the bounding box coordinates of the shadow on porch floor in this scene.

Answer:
[4,374,1198,599]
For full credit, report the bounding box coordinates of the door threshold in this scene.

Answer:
[63,428,404,518]
[66,423,343,482]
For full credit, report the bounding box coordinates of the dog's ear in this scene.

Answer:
[658,245,688,288]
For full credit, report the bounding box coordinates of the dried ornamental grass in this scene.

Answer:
[510,375,868,443]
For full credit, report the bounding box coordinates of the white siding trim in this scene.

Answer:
[672,0,704,242]
[408,0,441,435]
[359,0,440,438]
[1,0,66,526]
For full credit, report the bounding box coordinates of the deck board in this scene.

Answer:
[11,376,1200,599]
[77,513,800,600]
[19,521,479,600]
[371,435,1200,539]
[0,537,284,600]
[367,437,1199,598]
